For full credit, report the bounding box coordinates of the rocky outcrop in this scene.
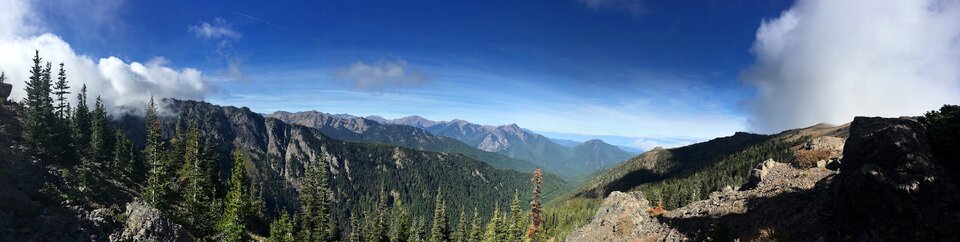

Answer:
[832,117,960,240]
[0,81,11,100]
[741,158,777,190]
[110,200,189,242]
[566,191,686,242]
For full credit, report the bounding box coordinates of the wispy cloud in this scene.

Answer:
[189,18,247,82]
[189,18,240,40]
[579,0,647,16]
[337,59,431,93]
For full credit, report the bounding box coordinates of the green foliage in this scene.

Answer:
[22,51,57,162]
[468,208,484,242]
[921,104,960,175]
[178,121,220,236]
[349,212,362,242]
[72,85,91,156]
[388,202,410,242]
[540,197,602,240]
[409,216,428,242]
[430,191,450,242]
[482,203,505,242]
[506,191,526,242]
[453,208,468,242]
[221,151,250,242]
[89,96,114,165]
[143,97,171,209]
[632,138,802,209]
[268,212,295,242]
[298,157,333,241]
[52,63,70,119]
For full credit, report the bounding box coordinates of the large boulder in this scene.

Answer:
[0,82,11,100]
[833,117,960,240]
[566,191,685,242]
[110,200,190,242]
[740,158,776,191]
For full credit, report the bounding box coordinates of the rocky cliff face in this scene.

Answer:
[568,117,960,241]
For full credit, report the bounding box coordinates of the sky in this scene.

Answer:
[1,0,958,150]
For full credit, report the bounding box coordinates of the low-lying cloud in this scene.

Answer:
[742,0,960,133]
[0,0,215,114]
[337,59,431,93]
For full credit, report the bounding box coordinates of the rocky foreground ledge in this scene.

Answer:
[568,117,960,241]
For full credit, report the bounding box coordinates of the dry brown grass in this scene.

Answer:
[646,200,665,217]
[793,149,833,168]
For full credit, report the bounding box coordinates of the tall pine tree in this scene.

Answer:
[482,203,504,242]
[507,191,525,242]
[88,96,114,164]
[22,51,56,162]
[388,201,410,242]
[269,212,295,242]
[143,97,170,209]
[221,151,250,242]
[525,168,544,241]
[72,84,91,158]
[469,208,484,242]
[408,217,427,242]
[454,208,468,242]
[430,191,450,242]
[52,63,70,119]
[298,157,332,241]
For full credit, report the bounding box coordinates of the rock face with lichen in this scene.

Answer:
[566,191,686,242]
[109,200,189,242]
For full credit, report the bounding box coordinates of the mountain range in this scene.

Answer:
[367,115,634,178]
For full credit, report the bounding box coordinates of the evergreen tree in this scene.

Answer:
[72,85,91,157]
[179,121,218,235]
[388,201,410,242]
[299,158,332,241]
[88,96,114,164]
[409,217,427,242]
[221,151,250,242]
[525,168,544,241]
[430,191,450,242]
[454,208,468,242]
[22,51,56,162]
[143,97,170,208]
[269,212,295,242]
[469,208,484,242]
[482,203,504,242]
[53,63,70,119]
[507,191,525,242]
[371,183,390,242]
[112,130,135,180]
[349,211,362,242]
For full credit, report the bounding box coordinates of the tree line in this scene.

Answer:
[8,50,550,241]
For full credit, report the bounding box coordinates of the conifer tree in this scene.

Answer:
[388,200,410,242]
[454,208,468,242]
[89,96,114,164]
[221,151,250,242]
[371,183,390,242]
[112,130,135,180]
[143,97,170,208]
[179,121,218,234]
[430,191,450,242]
[269,212,295,242]
[349,211,362,242]
[53,63,70,119]
[469,208,483,242]
[22,51,56,162]
[299,158,332,241]
[507,191,525,242]
[409,217,427,242]
[482,203,503,242]
[72,85,91,156]
[525,168,544,241]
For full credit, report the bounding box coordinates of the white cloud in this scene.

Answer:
[189,18,240,40]
[631,137,697,150]
[0,0,214,113]
[742,0,960,133]
[337,59,431,92]
[579,0,646,16]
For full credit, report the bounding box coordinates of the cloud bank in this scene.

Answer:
[0,0,214,113]
[337,59,431,93]
[742,0,960,133]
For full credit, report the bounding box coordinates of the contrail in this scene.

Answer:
[230,11,324,43]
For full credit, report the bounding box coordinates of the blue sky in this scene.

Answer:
[8,0,799,149]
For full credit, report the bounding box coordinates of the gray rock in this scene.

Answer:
[110,200,189,242]
[832,117,960,240]
[566,191,684,242]
[741,158,776,190]
[0,82,10,100]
